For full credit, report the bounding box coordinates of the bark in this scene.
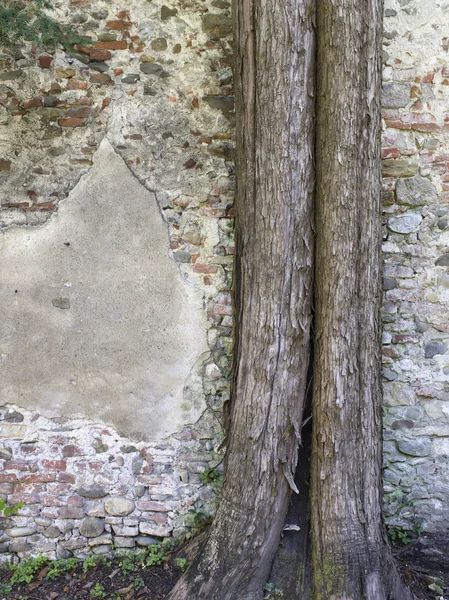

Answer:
[311,0,412,598]
[166,0,315,598]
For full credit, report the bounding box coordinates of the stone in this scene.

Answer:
[88,534,112,546]
[114,537,135,548]
[437,219,448,230]
[136,535,159,546]
[383,368,398,381]
[122,75,140,84]
[204,95,235,116]
[79,517,104,538]
[9,541,32,553]
[104,497,135,516]
[6,526,37,537]
[0,160,11,171]
[52,297,70,310]
[4,410,23,423]
[382,158,418,178]
[43,526,61,538]
[140,63,169,77]
[151,38,168,51]
[387,213,422,234]
[383,277,398,290]
[437,274,449,289]
[382,82,410,108]
[89,62,109,73]
[391,419,414,430]
[397,439,432,457]
[78,485,107,498]
[425,341,448,358]
[173,250,191,263]
[132,456,144,474]
[161,5,178,20]
[91,10,108,19]
[435,254,449,266]
[396,175,437,207]
[143,85,157,96]
[0,70,23,81]
[201,14,232,39]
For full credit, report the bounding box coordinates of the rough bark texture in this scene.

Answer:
[311,0,412,598]
[166,0,315,598]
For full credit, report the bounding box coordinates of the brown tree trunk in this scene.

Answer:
[166,0,315,598]
[311,0,412,598]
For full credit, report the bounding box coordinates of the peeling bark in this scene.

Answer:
[166,0,315,597]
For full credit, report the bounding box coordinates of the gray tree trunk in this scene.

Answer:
[311,0,412,598]
[166,0,315,598]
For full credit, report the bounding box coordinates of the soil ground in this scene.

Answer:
[0,544,447,600]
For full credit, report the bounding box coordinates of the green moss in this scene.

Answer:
[0,0,91,51]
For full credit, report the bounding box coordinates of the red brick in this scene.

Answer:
[94,41,127,51]
[14,483,46,493]
[62,445,84,457]
[24,97,42,109]
[58,506,84,519]
[136,500,169,512]
[0,483,14,494]
[68,495,84,507]
[106,20,132,30]
[117,10,128,19]
[42,460,67,471]
[41,494,64,507]
[19,473,57,484]
[0,473,17,483]
[89,49,112,61]
[4,460,37,472]
[39,55,53,68]
[8,493,40,505]
[67,106,92,118]
[58,472,76,483]
[142,511,167,525]
[66,79,87,90]
[75,44,92,55]
[193,264,218,274]
[90,73,113,85]
[59,118,85,127]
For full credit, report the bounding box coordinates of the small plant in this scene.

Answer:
[9,555,48,585]
[90,582,107,598]
[175,557,189,570]
[119,555,138,576]
[199,467,222,485]
[45,557,79,580]
[145,544,166,567]
[388,525,411,545]
[0,498,24,516]
[82,554,110,573]
[0,583,12,594]
[264,582,284,598]
[132,575,145,590]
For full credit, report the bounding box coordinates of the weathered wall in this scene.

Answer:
[1,0,449,566]
[381,0,449,546]
[0,0,234,561]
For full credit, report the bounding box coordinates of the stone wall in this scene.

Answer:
[381,0,449,541]
[0,0,234,562]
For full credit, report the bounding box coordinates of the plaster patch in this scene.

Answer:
[0,139,208,441]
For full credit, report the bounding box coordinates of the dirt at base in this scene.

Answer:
[0,555,182,600]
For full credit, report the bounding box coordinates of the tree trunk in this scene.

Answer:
[311,0,412,597]
[166,0,315,598]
